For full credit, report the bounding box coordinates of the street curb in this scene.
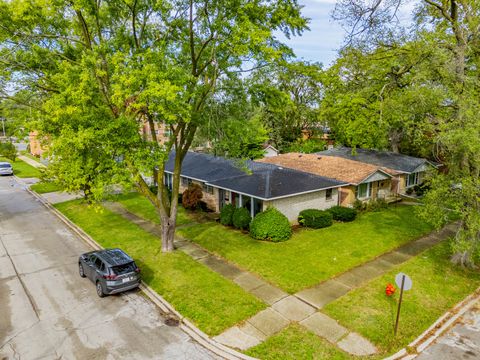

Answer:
[383,288,480,360]
[26,187,258,360]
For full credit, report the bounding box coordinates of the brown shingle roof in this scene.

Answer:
[258,153,391,184]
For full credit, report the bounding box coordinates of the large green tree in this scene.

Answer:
[0,0,307,252]
[250,60,324,151]
[333,0,480,266]
[194,77,269,160]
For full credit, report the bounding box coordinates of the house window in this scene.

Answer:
[181,177,192,187]
[325,188,333,200]
[202,183,214,194]
[357,183,371,199]
[407,172,419,187]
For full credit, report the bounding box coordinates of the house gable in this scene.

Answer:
[360,170,391,184]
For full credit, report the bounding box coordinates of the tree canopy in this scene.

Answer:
[0,0,308,251]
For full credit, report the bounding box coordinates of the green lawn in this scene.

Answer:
[245,324,351,360]
[55,200,265,336]
[30,181,62,194]
[114,192,195,226]
[323,241,480,356]
[177,206,433,293]
[0,157,42,178]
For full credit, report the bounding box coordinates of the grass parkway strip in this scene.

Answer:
[322,241,480,357]
[54,199,266,336]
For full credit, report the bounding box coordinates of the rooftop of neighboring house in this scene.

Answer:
[165,151,347,200]
[317,146,439,174]
[258,152,391,185]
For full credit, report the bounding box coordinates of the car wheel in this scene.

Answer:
[96,281,105,298]
[79,263,86,278]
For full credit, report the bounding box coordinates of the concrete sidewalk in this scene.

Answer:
[17,154,46,168]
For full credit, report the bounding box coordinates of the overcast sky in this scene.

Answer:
[279,0,346,68]
[282,0,416,68]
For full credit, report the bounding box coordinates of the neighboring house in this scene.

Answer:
[262,144,279,158]
[141,121,171,144]
[164,151,347,222]
[318,147,439,194]
[29,131,46,157]
[259,153,394,207]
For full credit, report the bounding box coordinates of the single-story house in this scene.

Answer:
[259,153,394,207]
[262,144,279,158]
[164,151,347,222]
[317,147,440,194]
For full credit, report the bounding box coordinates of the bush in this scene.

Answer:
[182,183,203,210]
[232,207,252,230]
[298,209,333,229]
[328,206,357,222]
[414,182,430,197]
[353,199,366,211]
[220,204,235,226]
[406,187,414,195]
[250,207,291,242]
[366,198,388,212]
[0,142,17,161]
[197,200,209,212]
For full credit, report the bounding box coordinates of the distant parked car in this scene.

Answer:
[0,162,13,176]
[78,248,141,297]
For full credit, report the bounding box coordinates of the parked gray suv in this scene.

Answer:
[79,248,141,297]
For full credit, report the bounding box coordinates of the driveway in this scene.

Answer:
[0,176,216,360]
[416,300,480,360]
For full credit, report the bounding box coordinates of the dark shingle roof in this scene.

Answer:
[165,152,346,200]
[165,151,247,182]
[317,147,438,173]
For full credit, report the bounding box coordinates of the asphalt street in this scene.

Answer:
[0,176,217,360]
[416,300,480,360]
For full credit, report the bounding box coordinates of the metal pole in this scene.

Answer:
[394,275,405,336]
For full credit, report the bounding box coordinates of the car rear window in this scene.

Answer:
[111,262,136,275]
[0,163,11,168]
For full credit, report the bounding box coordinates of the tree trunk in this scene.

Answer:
[160,214,176,252]
[157,140,183,253]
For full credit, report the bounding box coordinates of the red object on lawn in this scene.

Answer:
[385,283,396,296]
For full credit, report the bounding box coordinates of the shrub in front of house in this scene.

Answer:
[327,206,357,222]
[298,209,333,229]
[232,207,251,230]
[366,198,388,212]
[414,182,430,197]
[182,183,203,210]
[250,207,291,242]
[353,199,366,211]
[220,204,235,226]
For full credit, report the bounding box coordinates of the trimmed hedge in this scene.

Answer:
[327,206,357,222]
[250,208,292,242]
[220,204,235,226]
[232,207,252,230]
[298,209,333,229]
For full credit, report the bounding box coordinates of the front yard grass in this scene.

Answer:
[322,241,480,356]
[55,199,265,336]
[114,192,193,226]
[30,181,62,194]
[0,156,42,178]
[177,206,433,293]
[245,324,351,360]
